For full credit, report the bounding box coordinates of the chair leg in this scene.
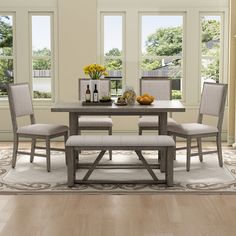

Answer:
[74,148,78,171]
[139,127,142,135]
[138,128,142,160]
[46,137,51,172]
[186,137,191,172]
[216,133,223,167]
[108,127,112,160]
[197,137,203,162]
[64,132,68,165]
[12,135,18,168]
[30,138,36,163]
[78,128,81,154]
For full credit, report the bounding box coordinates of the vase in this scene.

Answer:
[89,79,100,101]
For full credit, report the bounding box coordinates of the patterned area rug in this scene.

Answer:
[1,148,236,194]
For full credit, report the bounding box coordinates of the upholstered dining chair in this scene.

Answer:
[168,82,228,171]
[7,83,68,172]
[78,78,113,160]
[138,77,177,135]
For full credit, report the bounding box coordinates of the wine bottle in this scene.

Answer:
[93,84,99,102]
[85,85,91,102]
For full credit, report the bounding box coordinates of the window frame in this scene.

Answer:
[99,12,126,97]
[29,12,55,102]
[139,12,186,101]
[198,9,229,103]
[0,12,16,101]
[199,12,226,93]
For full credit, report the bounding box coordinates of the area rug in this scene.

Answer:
[1,148,236,194]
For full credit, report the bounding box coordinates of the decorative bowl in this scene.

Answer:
[137,100,153,105]
[136,94,154,105]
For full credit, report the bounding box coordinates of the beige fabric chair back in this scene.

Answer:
[8,83,34,117]
[199,82,227,117]
[78,78,111,100]
[140,77,171,100]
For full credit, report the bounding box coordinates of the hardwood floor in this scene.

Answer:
[0,195,236,236]
[0,142,236,236]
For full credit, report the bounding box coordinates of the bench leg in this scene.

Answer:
[160,149,166,173]
[46,138,51,172]
[108,127,112,160]
[165,147,174,187]
[67,146,76,187]
[64,132,68,165]
[135,150,158,181]
[83,150,106,181]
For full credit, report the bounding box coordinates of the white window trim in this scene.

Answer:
[0,12,16,102]
[29,12,55,103]
[99,12,126,87]
[198,11,228,102]
[138,12,186,101]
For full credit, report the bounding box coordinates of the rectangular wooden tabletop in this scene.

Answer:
[51,100,185,115]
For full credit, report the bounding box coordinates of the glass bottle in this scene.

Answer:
[85,85,91,102]
[93,84,99,102]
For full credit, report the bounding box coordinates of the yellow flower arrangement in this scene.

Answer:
[83,63,108,80]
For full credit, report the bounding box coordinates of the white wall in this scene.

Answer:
[98,0,228,8]
[228,0,236,145]
[57,0,97,101]
[0,0,230,140]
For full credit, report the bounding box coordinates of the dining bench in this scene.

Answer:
[66,135,175,187]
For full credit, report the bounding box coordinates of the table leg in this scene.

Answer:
[159,112,167,135]
[69,112,79,165]
[159,113,167,172]
[69,112,78,136]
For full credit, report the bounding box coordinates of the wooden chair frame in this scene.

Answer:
[168,82,228,171]
[7,83,68,172]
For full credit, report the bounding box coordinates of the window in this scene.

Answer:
[101,13,124,96]
[30,14,53,99]
[140,14,184,99]
[200,14,223,87]
[0,15,14,99]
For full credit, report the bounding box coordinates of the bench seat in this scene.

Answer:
[66,135,175,187]
[66,135,175,150]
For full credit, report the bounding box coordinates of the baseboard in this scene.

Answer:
[227,135,235,146]
[0,131,13,141]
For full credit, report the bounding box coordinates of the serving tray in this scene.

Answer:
[114,102,127,106]
[82,101,113,106]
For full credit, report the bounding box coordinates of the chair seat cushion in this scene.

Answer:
[66,135,175,148]
[138,117,177,127]
[17,124,68,136]
[78,117,113,127]
[168,123,218,136]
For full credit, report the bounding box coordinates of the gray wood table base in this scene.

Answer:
[66,146,174,187]
[77,163,160,169]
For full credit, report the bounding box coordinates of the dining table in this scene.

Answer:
[51,100,185,134]
[51,100,185,171]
